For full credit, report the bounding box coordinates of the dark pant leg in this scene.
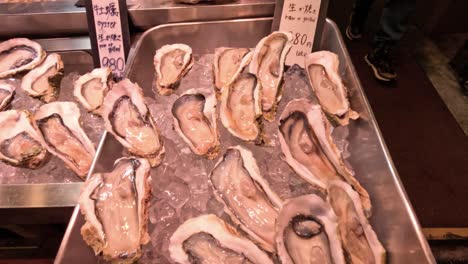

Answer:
[351,0,376,29]
[374,0,416,45]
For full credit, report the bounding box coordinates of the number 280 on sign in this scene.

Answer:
[289,31,313,48]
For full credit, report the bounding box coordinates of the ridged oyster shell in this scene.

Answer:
[21,53,64,103]
[34,101,95,179]
[327,181,386,264]
[209,146,282,252]
[172,88,220,159]
[220,72,263,143]
[169,214,273,264]
[0,110,49,169]
[101,78,165,167]
[213,47,252,97]
[0,38,46,78]
[79,157,151,264]
[73,67,113,114]
[278,98,371,216]
[153,44,193,95]
[276,194,345,264]
[249,31,292,121]
[305,51,359,126]
[0,80,16,111]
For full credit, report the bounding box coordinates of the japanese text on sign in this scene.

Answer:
[92,0,126,79]
[279,0,321,66]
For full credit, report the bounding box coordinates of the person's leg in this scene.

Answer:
[346,0,376,40]
[365,0,416,81]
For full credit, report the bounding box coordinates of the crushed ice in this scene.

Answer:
[139,56,353,263]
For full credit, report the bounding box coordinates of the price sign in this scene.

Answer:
[272,0,328,67]
[85,0,130,80]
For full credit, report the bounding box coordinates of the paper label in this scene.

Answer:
[91,0,126,80]
[279,0,321,67]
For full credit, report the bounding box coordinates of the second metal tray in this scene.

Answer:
[56,18,435,263]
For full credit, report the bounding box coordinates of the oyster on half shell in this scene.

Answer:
[21,53,64,103]
[169,214,274,264]
[0,110,49,169]
[34,101,95,179]
[220,72,263,143]
[74,67,113,114]
[276,194,345,264]
[278,99,371,216]
[101,79,164,167]
[213,47,252,97]
[328,181,386,264]
[0,38,46,78]
[249,31,292,121]
[0,80,15,111]
[209,146,282,252]
[305,51,359,126]
[79,157,151,264]
[172,88,220,159]
[153,44,193,95]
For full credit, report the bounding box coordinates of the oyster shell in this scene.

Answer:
[278,99,371,216]
[79,157,151,264]
[153,44,193,95]
[21,53,64,103]
[102,79,164,167]
[34,101,95,179]
[276,194,345,264]
[249,31,292,121]
[0,38,46,78]
[0,80,15,111]
[209,146,282,252]
[327,181,386,264]
[213,47,252,97]
[305,51,359,126]
[74,67,113,114]
[169,214,273,264]
[219,72,263,143]
[0,110,49,168]
[172,88,220,159]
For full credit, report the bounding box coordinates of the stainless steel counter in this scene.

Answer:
[0,0,274,38]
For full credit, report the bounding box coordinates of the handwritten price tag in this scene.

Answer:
[86,0,130,80]
[272,0,328,67]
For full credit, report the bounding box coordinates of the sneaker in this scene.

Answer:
[345,13,363,41]
[364,43,397,81]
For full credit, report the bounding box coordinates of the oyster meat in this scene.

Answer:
[0,110,49,169]
[0,80,15,111]
[0,38,46,78]
[34,101,95,179]
[169,214,273,264]
[278,99,371,216]
[328,181,385,264]
[79,157,151,264]
[305,51,359,126]
[249,31,292,121]
[21,53,64,102]
[220,72,262,142]
[172,88,220,159]
[276,194,345,264]
[213,47,252,96]
[74,67,113,114]
[153,44,193,95]
[209,146,282,252]
[102,79,164,167]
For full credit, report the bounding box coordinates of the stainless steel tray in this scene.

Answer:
[55,18,435,263]
[0,0,274,38]
[0,38,94,210]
